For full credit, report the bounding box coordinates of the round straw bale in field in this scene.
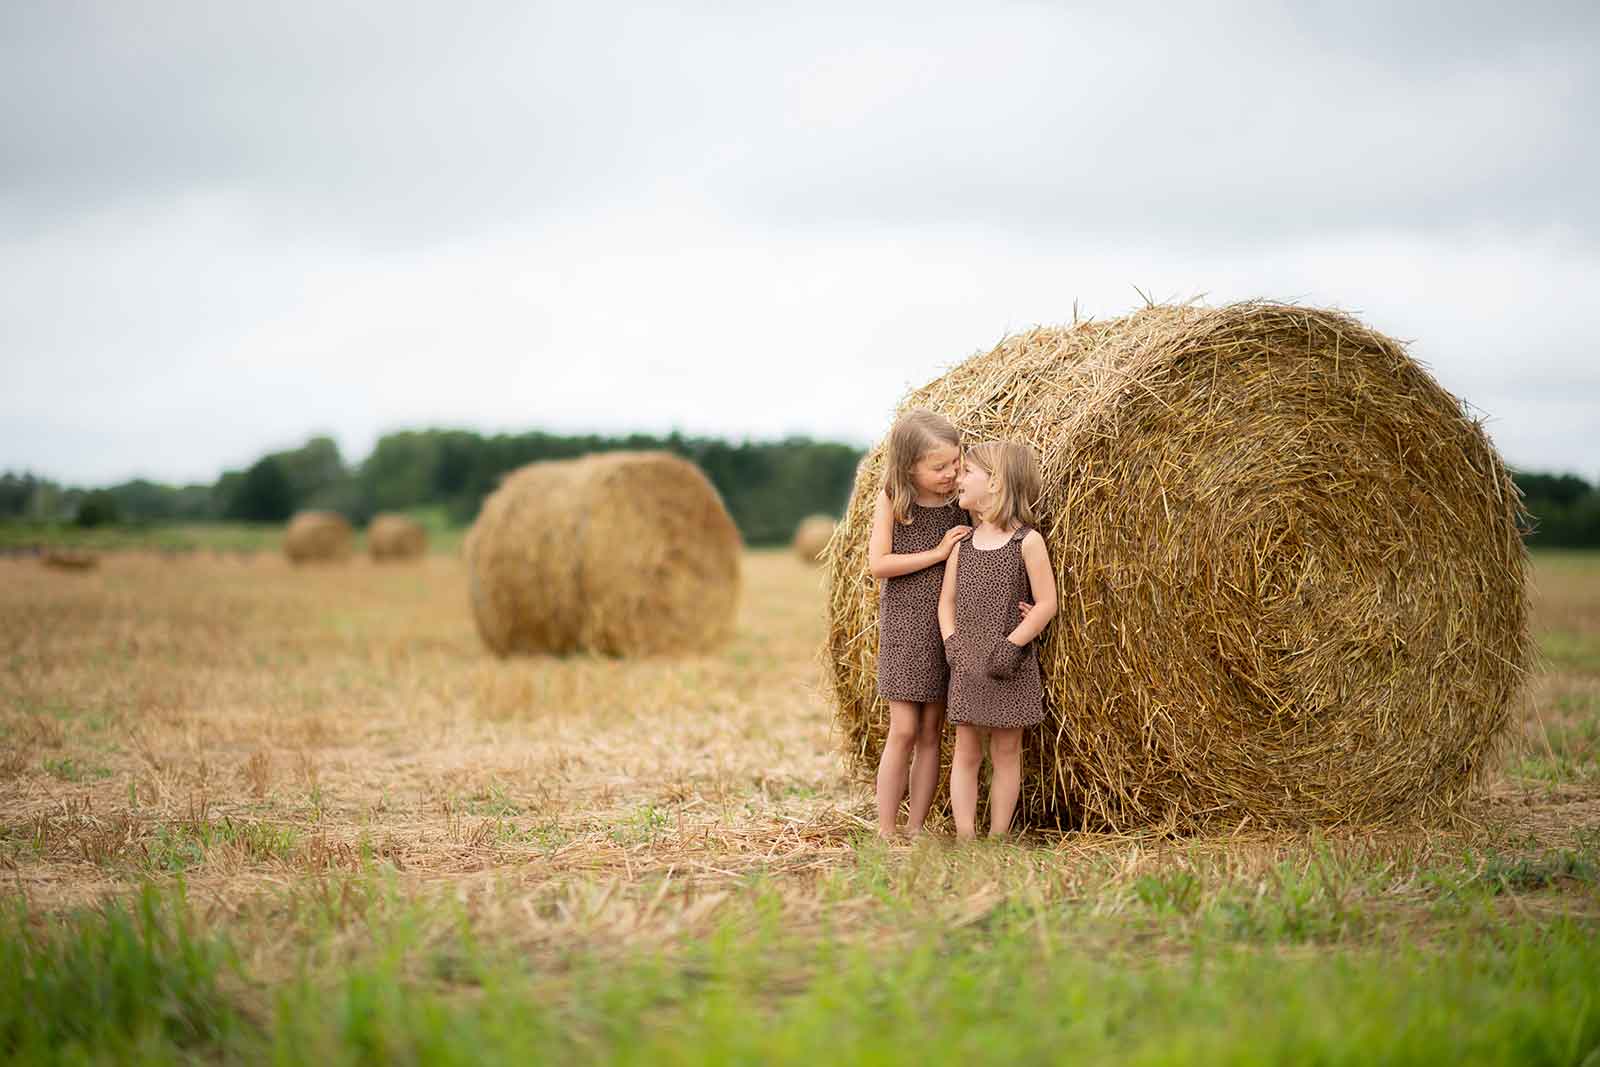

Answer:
[793,515,837,564]
[368,513,428,561]
[465,451,743,657]
[284,511,353,564]
[824,302,1530,830]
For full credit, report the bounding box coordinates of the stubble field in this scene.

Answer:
[3,546,1598,1063]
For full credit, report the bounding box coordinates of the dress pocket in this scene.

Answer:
[984,638,1027,680]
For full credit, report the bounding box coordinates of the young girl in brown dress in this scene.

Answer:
[869,410,972,838]
[939,441,1058,840]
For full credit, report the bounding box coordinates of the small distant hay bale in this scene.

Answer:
[368,513,428,561]
[465,451,743,657]
[792,515,837,563]
[42,549,99,572]
[824,302,1530,830]
[284,511,353,564]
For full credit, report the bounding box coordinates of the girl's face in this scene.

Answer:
[911,443,961,498]
[957,457,995,514]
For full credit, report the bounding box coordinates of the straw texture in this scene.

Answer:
[465,451,743,657]
[824,303,1530,830]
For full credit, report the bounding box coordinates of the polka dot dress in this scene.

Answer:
[876,501,969,704]
[946,527,1045,729]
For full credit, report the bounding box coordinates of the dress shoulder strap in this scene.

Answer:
[1009,525,1031,544]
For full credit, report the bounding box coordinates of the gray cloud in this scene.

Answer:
[712,4,1598,242]
[5,2,1595,246]
[2,1,1596,484]
[1,4,631,242]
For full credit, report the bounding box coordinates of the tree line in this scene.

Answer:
[0,430,864,547]
[1510,471,1600,548]
[3,433,1597,548]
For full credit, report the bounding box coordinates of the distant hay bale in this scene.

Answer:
[41,549,99,572]
[792,515,837,564]
[284,511,353,564]
[465,451,743,657]
[824,302,1530,830]
[368,513,428,561]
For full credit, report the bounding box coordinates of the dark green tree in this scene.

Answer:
[360,431,439,512]
[74,489,121,527]
[1513,470,1600,548]
[274,436,347,503]
[0,473,48,518]
[225,458,295,521]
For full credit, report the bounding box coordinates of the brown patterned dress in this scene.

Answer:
[945,526,1045,728]
[876,500,969,704]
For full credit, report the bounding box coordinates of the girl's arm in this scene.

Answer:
[1006,531,1058,646]
[938,543,960,640]
[867,490,970,579]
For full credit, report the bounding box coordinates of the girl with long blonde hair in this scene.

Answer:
[867,409,971,837]
[938,441,1057,839]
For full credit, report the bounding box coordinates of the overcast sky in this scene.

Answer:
[4,0,1597,486]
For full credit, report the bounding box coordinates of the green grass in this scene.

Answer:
[1541,630,1600,676]
[1,886,244,1063]
[1517,730,1600,785]
[144,818,299,873]
[40,756,113,782]
[263,920,1600,1066]
[0,516,468,555]
[1529,548,1600,573]
[0,520,282,552]
[610,804,674,846]
[3,879,1597,1066]
[1514,694,1600,784]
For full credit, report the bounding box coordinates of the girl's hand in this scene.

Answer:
[1018,600,1033,619]
[938,525,972,558]
[985,638,1027,680]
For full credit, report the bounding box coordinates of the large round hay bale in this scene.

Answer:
[824,302,1530,830]
[465,451,743,657]
[284,511,353,564]
[368,513,428,561]
[792,514,837,564]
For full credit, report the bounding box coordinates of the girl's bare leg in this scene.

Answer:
[875,700,920,837]
[987,728,1023,837]
[951,724,984,840]
[905,701,945,833]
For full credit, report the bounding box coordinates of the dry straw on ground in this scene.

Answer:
[793,515,837,564]
[465,451,743,657]
[368,513,428,561]
[825,302,1531,831]
[284,511,353,564]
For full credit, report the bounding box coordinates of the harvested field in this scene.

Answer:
[1,547,1596,1061]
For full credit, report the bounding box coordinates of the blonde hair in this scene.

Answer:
[963,441,1042,530]
[882,410,961,524]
